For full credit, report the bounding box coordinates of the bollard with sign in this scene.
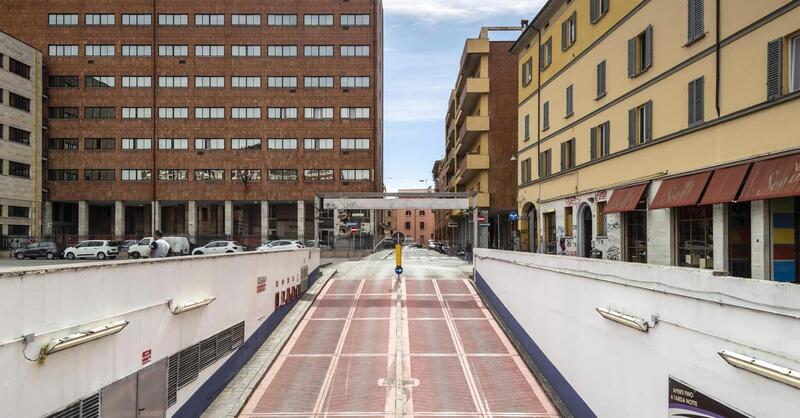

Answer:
[395,244,403,277]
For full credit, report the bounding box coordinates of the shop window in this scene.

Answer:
[597,202,608,236]
[564,207,574,237]
[771,197,799,283]
[728,202,751,278]
[677,205,713,269]
[624,200,648,263]
[543,212,557,254]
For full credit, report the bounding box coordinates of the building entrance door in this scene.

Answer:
[580,205,593,257]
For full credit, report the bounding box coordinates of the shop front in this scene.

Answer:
[604,183,648,263]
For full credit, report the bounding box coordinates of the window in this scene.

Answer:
[341,107,370,119]
[49,76,79,88]
[688,77,704,126]
[565,85,574,117]
[341,76,370,88]
[9,127,30,145]
[49,45,79,56]
[232,76,261,88]
[596,202,608,236]
[266,138,295,150]
[687,0,705,43]
[122,14,151,26]
[232,45,261,57]
[304,138,334,150]
[560,138,576,171]
[538,150,552,177]
[49,14,78,26]
[49,107,79,119]
[341,169,371,181]
[8,225,29,236]
[304,45,334,57]
[405,222,411,229]
[159,76,188,88]
[86,76,115,87]
[564,207,574,236]
[159,138,188,149]
[341,138,370,150]
[195,76,225,88]
[590,121,611,160]
[195,138,225,150]
[8,58,30,79]
[194,169,225,181]
[232,14,261,26]
[304,169,334,182]
[159,45,188,56]
[231,169,261,182]
[304,15,333,26]
[85,45,115,57]
[789,35,800,93]
[522,58,533,86]
[268,45,297,57]
[304,108,334,119]
[195,14,224,26]
[677,205,714,269]
[520,158,532,183]
[159,14,188,26]
[628,26,653,77]
[158,107,188,119]
[267,108,297,119]
[122,76,152,87]
[304,77,333,89]
[8,93,30,112]
[158,169,188,181]
[122,107,151,119]
[268,14,297,26]
[122,138,151,150]
[625,200,648,263]
[49,169,78,181]
[341,45,370,57]
[9,162,30,178]
[267,76,297,88]
[49,138,79,150]
[121,169,151,181]
[85,138,115,150]
[268,169,298,181]
[122,45,152,57]
[232,108,261,119]
[596,60,607,98]
[85,14,115,25]
[195,107,225,119]
[539,37,552,69]
[590,0,609,23]
[629,101,653,146]
[561,11,577,50]
[232,138,262,150]
[85,107,115,119]
[195,45,224,57]
[523,115,531,141]
[542,101,550,130]
[341,14,370,26]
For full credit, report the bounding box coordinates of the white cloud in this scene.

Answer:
[384,0,545,21]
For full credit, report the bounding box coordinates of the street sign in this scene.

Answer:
[350,227,359,234]
[447,222,458,228]
[395,266,403,275]
[478,216,486,222]
[509,210,520,222]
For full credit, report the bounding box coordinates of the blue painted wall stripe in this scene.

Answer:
[475,271,597,418]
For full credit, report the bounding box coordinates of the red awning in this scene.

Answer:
[650,172,712,209]
[739,153,800,202]
[604,183,648,214]
[698,164,751,205]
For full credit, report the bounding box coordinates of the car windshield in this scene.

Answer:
[139,239,151,245]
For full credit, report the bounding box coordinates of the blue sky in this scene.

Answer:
[382,0,544,191]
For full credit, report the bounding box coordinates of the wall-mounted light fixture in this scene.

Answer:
[596,307,650,332]
[718,350,800,390]
[44,320,129,355]
[168,297,216,315]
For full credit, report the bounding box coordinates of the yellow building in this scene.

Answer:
[513,0,800,282]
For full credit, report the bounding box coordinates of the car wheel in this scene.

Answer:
[130,252,140,259]
[15,252,25,260]
[97,252,107,260]
[46,252,55,260]
[194,251,203,256]
[226,250,234,253]
[66,253,75,260]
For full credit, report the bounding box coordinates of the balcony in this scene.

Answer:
[457,115,489,150]
[456,153,490,185]
[457,77,489,114]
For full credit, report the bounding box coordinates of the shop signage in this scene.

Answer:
[566,196,579,206]
[257,276,267,293]
[668,377,752,418]
[595,190,608,201]
[447,222,458,228]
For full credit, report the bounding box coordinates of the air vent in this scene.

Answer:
[342,88,350,93]
[87,60,94,64]
[216,328,232,358]
[45,392,100,418]
[167,354,179,407]
[179,59,186,64]
[177,345,199,389]
[342,151,350,155]
[289,88,296,93]
[231,322,245,349]
[199,336,216,370]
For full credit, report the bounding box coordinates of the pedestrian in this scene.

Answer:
[149,230,171,258]
[465,242,473,263]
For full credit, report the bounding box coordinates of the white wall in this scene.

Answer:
[475,249,800,418]
[0,250,319,417]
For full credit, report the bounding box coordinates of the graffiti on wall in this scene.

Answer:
[606,246,621,261]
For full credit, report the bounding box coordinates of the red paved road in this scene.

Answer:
[240,274,559,417]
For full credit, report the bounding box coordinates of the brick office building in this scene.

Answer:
[0,0,384,245]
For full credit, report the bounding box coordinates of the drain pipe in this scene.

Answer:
[715,0,721,117]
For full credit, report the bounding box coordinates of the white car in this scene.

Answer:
[128,236,192,259]
[257,240,304,252]
[192,241,245,256]
[64,240,119,260]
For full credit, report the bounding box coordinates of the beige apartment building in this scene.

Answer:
[0,30,43,238]
[514,0,800,282]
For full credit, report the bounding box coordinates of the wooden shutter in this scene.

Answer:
[566,85,573,116]
[644,25,653,70]
[527,158,532,181]
[561,20,567,50]
[694,77,704,123]
[644,100,653,141]
[590,0,598,23]
[543,102,549,130]
[569,139,576,167]
[590,127,597,160]
[627,37,636,77]
[688,0,704,42]
[539,43,544,69]
[628,107,636,147]
[767,38,783,100]
[597,61,606,97]
[688,80,696,125]
[603,122,611,156]
[560,142,566,171]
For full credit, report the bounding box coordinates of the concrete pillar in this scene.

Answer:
[297,200,305,241]
[712,204,729,272]
[114,201,125,239]
[260,201,270,243]
[369,209,376,236]
[152,201,161,234]
[187,201,197,241]
[42,201,53,237]
[751,200,770,280]
[224,201,233,237]
[646,181,674,266]
[78,201,89,237]
[333,209,342,238]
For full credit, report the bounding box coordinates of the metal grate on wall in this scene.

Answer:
[45,392,100,418]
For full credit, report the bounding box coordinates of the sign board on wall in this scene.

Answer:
[256,276,267,293]
[668,377,752,418]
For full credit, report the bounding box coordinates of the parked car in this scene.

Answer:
[257,240,304,252]
[64,240,119,260]
[192,241,245,255]
[13,242,63,260]
[118,239,139,252]
[403,240,421,248]
[428,240,437,250]
[305,240,331,250]
[128,236,192,259]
